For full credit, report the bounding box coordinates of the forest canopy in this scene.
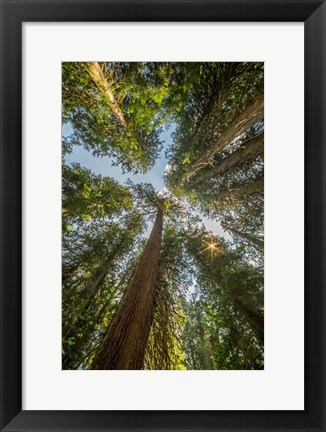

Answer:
[62,61,264,370]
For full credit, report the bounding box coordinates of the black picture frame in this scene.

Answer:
[0,1,325,431]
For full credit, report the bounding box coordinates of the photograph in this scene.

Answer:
[1,0,325,427]
[62,61,264,370]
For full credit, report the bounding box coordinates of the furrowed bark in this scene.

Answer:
[92,209,163,370]
[191,131,264,186]
[184,93,264,181]
[86,62,128,129]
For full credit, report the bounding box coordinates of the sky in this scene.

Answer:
[63,122,230,240]
[64,123,168,192]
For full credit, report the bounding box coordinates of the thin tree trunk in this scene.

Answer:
[193,63,257,138]
[190,245,264,348]
[92,209,164,370]
[62,269,129,370]
[86,62,129,130]
[192,131,264,186]
[85,250,116,297]
[216,177,264,201]
[223,224,264,250]
[62,261,81,284]
[63,235,130,341]
[196,305,213,369]
[234,299,264,346]
[95,271,129,326]
[188,339,198,369]
[184,92,264,181]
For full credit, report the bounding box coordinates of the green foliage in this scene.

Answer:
[62,163,132,229]
[165,62,264,263]
[62,211,144,369]
[145,226,191,370]
[181,228,264,370]
[62,61,264,370]
[62,62,197,173]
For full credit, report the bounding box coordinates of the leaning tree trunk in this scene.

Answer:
[234,299,264,346]
[86,62,129,130]
[191,131,264,187]
[183,92,264,182]
[216,177,264,201]
[222,224,264,250]
[196,304,213,369]
[189,243,264,348]
[63,234,131,340]
[92,209,164,370]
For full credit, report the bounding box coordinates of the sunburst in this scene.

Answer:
[201,236,220,262]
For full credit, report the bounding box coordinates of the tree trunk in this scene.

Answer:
[192,131,264,186]
[62,269,129,370]
[223,224,264,250]
[188,339,198,369]
[86,62,129,130]
[63,234,131,341]
[190,245,264,348]
[92,209,164,370]
[234,299,264,346]
[216,177,264,201]
[196,305,213,369]
[184,92,264,181]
